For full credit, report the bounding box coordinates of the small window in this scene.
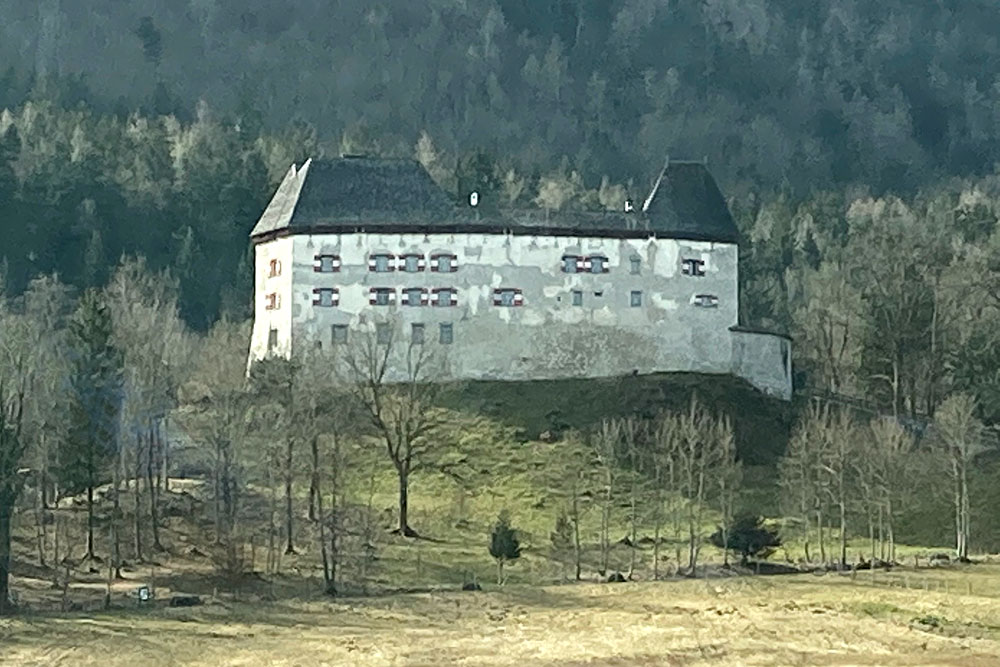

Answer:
[432,288,458,307]
[681,258,706,277]
[402,287,428,307]
[313,254,341,273]
[369,253,395,273]
[493,288,523,307]
[693,294,719,308]
[312,288,339,307]
[332,325,348,344]
[400,254,425,272]
[411,323,425,344]
[431,253,457,273]
[267,328,278,351]
[561,255,580,273]
[572,290,583,306]
[369,287,395,306]
[439,323,453,344]
[268,259,281,277]
[629,256,641,275]
[630,291,642,307]
[376,323,391,345]
[589,255,608,274]
[265,293,280,310]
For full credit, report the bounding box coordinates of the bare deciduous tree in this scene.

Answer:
[933,393,986,560]
[338,318,446,537]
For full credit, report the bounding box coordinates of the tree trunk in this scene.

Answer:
[86,484,96,560]
[34,476,46,569]
[133,432,144,562]
[112,451,122,579]
[838,497,847,569]
[147,422,163,551]
[284,438,295,555]
[309,435,320,523]
[496,559,504,586]
[0,497,12,614]
[397,462,413,537]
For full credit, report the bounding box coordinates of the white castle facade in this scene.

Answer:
[248,156,792,400]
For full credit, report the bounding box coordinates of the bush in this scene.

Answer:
[710,514,781,566]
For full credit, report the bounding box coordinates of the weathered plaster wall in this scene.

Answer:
[248,231,792,399]
[249,237,294,363]
[730,329,792,400]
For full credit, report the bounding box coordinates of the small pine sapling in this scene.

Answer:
[489,511,521,585]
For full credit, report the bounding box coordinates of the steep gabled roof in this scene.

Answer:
[250,156,738,244]
[640,161,738,243]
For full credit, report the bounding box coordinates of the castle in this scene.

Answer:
[248,156,792,400]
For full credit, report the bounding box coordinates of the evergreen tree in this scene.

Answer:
[710,514,782,567]
[489,510,521,585]
[59,289,123,561]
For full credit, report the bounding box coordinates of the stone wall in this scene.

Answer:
[249,231,791,399]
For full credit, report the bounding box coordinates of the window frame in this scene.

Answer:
[368,253,397,273]
[439,322,454,344]
[265,292,281,310]
[630,290,642,307]
[561,255,582,273]
[313,254,342,273]
[331,324,348,344]
[588,255,609,274]
[493,288,524,307]
[431,287,458,307]
[571,289,583,307]
[401,287,429,307]
[312,287,340,307]
[375,323,392,345]
[268,258,282,277]
[629,256,641,275]
[692,294,719,308]
[369,287,397,306]
[430,253,458,273]
[681,258,707,277]
[398,253,426,273]
[411,323,425,345]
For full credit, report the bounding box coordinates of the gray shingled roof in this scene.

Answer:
[250,156,738,243]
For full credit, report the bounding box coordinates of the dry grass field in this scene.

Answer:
[4,564,1000,666]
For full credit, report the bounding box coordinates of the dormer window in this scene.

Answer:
[432,288,458,307]
[268,259,282,277]
[398,254,426,273]
[430,253,457,273]
[401,287,429,306]
[681,258,706,277]
[313,254,341,273]
[368,253,396,273]
[369,287,396,306]
[629,256,641,274]
[265,293,281,310]
[312,288,339,307]
[493,288,524,307]
[588,255,609,274]
[693,294,719,308]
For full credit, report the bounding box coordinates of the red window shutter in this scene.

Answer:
[313,255,323,272]
[368,257,377,271]
[312,289,320,306]
[449,255,458,272]
[450,290,458,307]
[417,256,426,271]
[388,289,397,304]
[420,290,429,306]
[580,257,591,272]
[369,288,377,305]
[332,289,340,306]
[492,291,502,306]
[513,292,524,306]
